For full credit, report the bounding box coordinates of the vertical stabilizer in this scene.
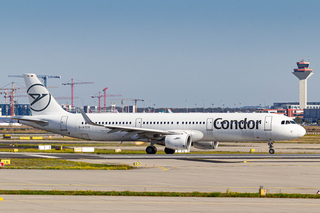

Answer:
[23,73,67,115]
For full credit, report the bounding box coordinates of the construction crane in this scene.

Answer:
[62,78,94,108]
[8,75,61,87]
[110,98,144,113]
[0,82,26,116]
[91,92,102,113]
[92,90,121,113]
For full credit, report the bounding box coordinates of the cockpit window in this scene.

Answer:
[281,120,296,125]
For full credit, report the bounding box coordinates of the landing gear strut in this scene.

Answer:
[268,141,275,154]
[146,146,157,154]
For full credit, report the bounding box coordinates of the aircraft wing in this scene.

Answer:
[79,108,178,137]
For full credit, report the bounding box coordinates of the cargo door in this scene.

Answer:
[81,133,90,140]
[60,116,68,131]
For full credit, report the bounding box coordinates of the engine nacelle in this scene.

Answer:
[165,133,192,150]
[193,141,219,150]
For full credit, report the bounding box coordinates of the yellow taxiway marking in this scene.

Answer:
[157,166,170,171]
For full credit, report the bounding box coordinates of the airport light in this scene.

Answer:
[185,100,188,113]
[202,99,206,113]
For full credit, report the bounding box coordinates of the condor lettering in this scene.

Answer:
[214,118,261,130]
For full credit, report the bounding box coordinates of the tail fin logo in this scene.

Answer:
[27,84,51,112]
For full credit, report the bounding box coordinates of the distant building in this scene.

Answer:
[256,108,304,118]
[0,104,30,116]
[303,109,320,123]
[272,102,320,109]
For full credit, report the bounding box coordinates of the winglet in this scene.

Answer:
[78,108,100,126]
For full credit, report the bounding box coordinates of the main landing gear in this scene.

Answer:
[146,146,157,154]
[268,141,275,154]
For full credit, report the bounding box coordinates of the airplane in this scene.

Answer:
[12,73,306,154]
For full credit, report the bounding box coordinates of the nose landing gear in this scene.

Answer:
[268,141,275,154]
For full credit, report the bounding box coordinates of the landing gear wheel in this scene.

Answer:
[152,146,157,154]
[268,141,275,155]
[164,147,175,154]
[146,146,157,154]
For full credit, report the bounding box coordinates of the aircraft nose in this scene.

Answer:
[297,126,306,138]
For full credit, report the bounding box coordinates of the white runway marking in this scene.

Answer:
[24,154,60,159]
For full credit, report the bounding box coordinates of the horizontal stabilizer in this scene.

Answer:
[11,117,48,125]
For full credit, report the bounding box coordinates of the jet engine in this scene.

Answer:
[193,141,219,150]
[165,133,192,150]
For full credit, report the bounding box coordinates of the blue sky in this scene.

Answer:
[1,0,320,109]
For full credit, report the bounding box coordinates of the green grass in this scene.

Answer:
[0,190,319,198]
[0,158,132,170]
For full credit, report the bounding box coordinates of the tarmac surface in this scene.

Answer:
[1,142,320,212]
[1,195,320,213]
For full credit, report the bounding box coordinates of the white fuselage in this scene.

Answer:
[19,112,306,143]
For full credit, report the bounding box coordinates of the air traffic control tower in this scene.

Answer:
[292,59,313,109]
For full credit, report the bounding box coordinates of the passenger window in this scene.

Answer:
[123,122,125,124]
[182,122,184,124]
[189,122,191,124]
[193,122,195,124]
[177,122,179,124]
[82,122,84,124]
[160,122,162,124]
[203,122,205,124]
[196,122,198,124]
[130,122,132,124]
[164,122,166,124]
[126,122,128,124]
[171,122,173,124]
[157,122,159,124]
[290,121,296,124]
[116,122,118,124]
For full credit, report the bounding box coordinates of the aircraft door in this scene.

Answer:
[135,118,142,128]
[60,116,68,131]
[264,116,272,131]
[206,118,213,131]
